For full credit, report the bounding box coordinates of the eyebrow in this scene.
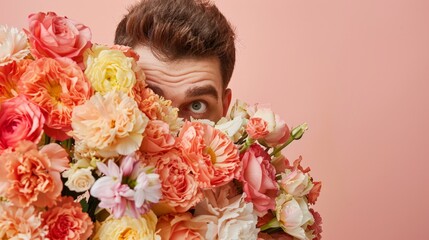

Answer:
[148,85,164,96]
[185,85,219,101]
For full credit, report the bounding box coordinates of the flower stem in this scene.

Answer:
[260,218,282,231]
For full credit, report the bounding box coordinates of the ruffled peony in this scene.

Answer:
[71,90,148,157]
[239,144,279,215]
[156,212,207,240]
[19,57,92,140]
[0,95,45,150]
[193,186,259,240]
[84,44,142,94]
[177,121,241,188]
[154,150,203,213]
[92,211,158,240]
[42,196,93,240]
[0,59,32,103]
[0,25,30,66]
[0,141,69,208]
[0,202,47,239]
[25,12,92,66]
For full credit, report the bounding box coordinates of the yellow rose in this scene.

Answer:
[93,211,158,240]
[84,44,137,94]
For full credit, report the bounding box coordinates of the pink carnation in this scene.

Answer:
[25,12,92,66]
[154,150,202,213]
[140,120,175,154]
[307,209,323,240]
[0,95,45,150]
[246,117,269,140]
[19,57,92,140]
[42,196,93,240]
[0,141,69,208]
[239,144,278,215]
[177,121,241,188]
[308,181,322,204]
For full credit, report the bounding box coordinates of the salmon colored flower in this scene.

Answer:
[0,95,45,150]
[246,117,269,140]
[252,108,290,147]
[154,150,202,213]
[140,120,175,154]
[0,202,47,239]
[71,91,148,157]
[239,144,278,216]
[0,59,32,103]
[25,12,92,66]
[156,212,207,240]
[307,209,323,240]
[19,57,92,140]
[42,196,93,240]
[0,141,69,208]
[177,121,241,188]
[0,25,30,66]
[308,181,322,205]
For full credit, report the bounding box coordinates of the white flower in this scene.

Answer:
[63,168,95,192]
[194,186,259,240]
[276,194,314,240]
[0,25,30,66]
[228,99,250,120]
[215,116,247,142]
[279,169,314,197]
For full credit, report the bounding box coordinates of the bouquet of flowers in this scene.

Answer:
[0,12,322,240]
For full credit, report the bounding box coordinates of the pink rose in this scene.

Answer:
[0,141,69,208]
[246,117,269,140]
[25,12,92,66]
[140,120,175,154]
[252,108,290,147]
[154,150,202,213]
[239,144,278,215]
[156,213,206,240]
[0,95,45,150]
[20,57,92,141]
[42,196,93,240]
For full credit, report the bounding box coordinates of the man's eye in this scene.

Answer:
[189,101,207,114]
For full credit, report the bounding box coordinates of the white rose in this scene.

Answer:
[276,194,314,240]
[63,168,95,192]
[279,169,314,197]
[228,99,250,120]
[253,108,290,146]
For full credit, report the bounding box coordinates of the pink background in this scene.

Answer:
[2,0,429,239]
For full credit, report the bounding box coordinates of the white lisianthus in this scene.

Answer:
[215,116,247,142]
[279,169,314,197]
[275,194,314,240]
[228,99,250,120]
[0,25,30,66]
[63,168,95,192]
[194,186,259,240]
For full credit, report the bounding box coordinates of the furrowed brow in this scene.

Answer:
[147,85,164,96]
[185,85,219,101]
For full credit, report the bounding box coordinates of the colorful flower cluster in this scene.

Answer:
[0,12,322,240]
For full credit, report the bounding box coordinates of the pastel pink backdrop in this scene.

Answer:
[2,0,429,239]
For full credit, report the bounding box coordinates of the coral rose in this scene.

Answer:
[42,196,93,240]
[154,150,203,213]
[92,211,158,240]
[20,57,92,140]
[140,120,175,154]
[246,117,269,140]
[71,91,148,157]
[0,95,45,150]
[177,121,241,188]
[156,212,207,240]
[0,25,30,66]
[252,108,290,147]
[0,59,32,103]
[239,144,279,215]
[25,12,91,66]
[0,141,69,208]
[0,202,47,239]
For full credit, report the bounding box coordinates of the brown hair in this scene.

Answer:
[115,0,236,88]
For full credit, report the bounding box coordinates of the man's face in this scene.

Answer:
[134,46,232,122]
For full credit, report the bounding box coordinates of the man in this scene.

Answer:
[114,0,236,122]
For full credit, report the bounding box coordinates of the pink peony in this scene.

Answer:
[246,117,269,140]
[19,57,92,140]
[0,141,69,208]
[0,202,47,239]
[0,59,32,103]
[156,213,207,240]
[0,95,45,150]
[239,144,279,215]
[177,121,241,188]
[25,12,92,66]
[42,196,93,240]
[140,120,175,154]
[154,149,202,213]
